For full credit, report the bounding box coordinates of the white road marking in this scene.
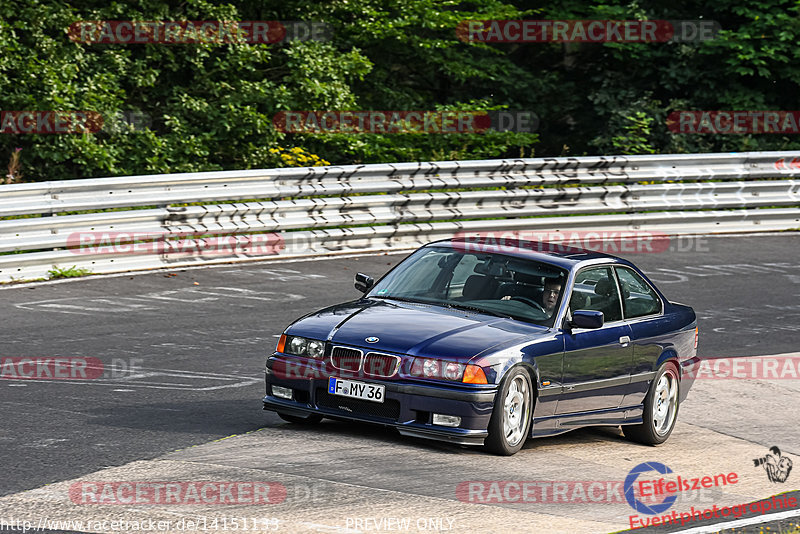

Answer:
[219,267,327,281]
[200,286,305,301]
[17,297,157,314]
[0,248,408,290]
[15,287,304,314]
[0,367,262,391]
[1,232,798,290]
[650,261,800,284]
[143,289,221,303]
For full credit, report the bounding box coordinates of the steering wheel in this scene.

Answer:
[510,295,545,312]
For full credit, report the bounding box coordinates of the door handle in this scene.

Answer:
[619,336,631,347]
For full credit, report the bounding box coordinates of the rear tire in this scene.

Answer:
[623,363,680,445]
[484,367,533,455]
[278,412,323,424]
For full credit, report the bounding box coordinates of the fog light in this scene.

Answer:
[432,414,461,427]
[272,385,293,400]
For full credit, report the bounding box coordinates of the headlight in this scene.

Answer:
[444,362,462,380]
[307,339,325,359]
[288,336,308,355]
[410,357,488,384]
[422,359,440,377]
[283,335,326,359]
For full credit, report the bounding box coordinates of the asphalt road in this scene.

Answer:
[0,233,798,531]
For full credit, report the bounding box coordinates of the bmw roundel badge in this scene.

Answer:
[365,336,379,343]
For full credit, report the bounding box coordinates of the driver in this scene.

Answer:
[541,278,562,314]
[501,278,562,315]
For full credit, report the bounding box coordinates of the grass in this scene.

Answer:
[47,265,93,279]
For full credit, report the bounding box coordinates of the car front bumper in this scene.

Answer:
[263,355,497,446]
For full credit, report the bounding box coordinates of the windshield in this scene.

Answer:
[367,246,568,326]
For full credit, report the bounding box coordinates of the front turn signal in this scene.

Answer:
[276,334,287,353]
[462,364,488,384]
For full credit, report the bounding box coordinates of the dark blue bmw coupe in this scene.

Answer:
[263,238,698,455]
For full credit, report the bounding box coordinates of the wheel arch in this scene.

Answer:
[656,350,681,376]
[495,360,540,418]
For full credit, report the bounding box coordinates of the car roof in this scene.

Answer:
[426,237,630,270]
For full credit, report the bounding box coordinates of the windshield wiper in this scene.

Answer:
[370,296,512,319]
[368,295,433,304]
[443,302,512,319]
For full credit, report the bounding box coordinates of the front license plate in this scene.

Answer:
[328,377,385,403]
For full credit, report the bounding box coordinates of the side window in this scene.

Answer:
[573,266,623,322]
[615,267,662,318]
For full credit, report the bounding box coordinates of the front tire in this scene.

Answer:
[623,363,680,445]
[278,412,323,424]
[484,367,533,455]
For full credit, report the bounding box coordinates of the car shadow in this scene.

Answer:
[275,416,632,455]
[83,398,634,456]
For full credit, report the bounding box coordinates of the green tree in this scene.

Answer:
[2,0,800,181]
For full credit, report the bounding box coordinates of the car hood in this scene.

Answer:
[285,299,549,361]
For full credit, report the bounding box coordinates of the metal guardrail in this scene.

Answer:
[2,151,799,282]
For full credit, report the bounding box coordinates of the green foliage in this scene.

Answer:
[268,146,330,167]
[1,0,800,181]
[47,265,93,279]
[602,111,658,155]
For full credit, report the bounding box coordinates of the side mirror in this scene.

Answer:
[354,272,374,293]
[569,310,604,330]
